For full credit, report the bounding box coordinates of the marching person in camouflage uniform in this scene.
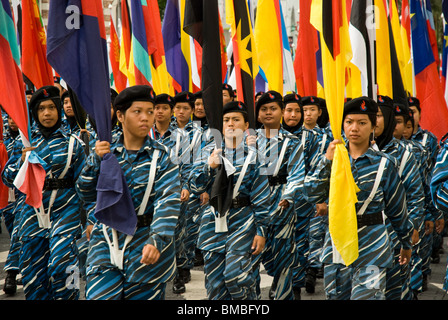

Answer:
[190,101,271,300]
[304,96,413,300]
[76,85,181,300]
[2,86,86,300]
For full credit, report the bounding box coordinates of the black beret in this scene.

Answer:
[318,98,327,109]
[283,93,302,106]
[114,85,155,111]
[174,91,195,104]
[110,88,118,104]
[376,95,394,109]
[194,90,202,99]
[407,96,420,111]
[61,90,70,102]
[223,101,248,116]
[155,93,175,107]
[255,91,265,99]
[222,83,234,97]
[29,86,61,111]
[343,96,378,117]
[256,90,283,112]
[301,96,320,107]
[25,89,35,95]
[393,102,409,117]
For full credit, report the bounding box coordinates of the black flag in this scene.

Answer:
[184,0,223,133]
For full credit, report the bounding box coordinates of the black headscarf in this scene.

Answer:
[375,95,396,150]
[282,122,302,134]
[29,86,62,139]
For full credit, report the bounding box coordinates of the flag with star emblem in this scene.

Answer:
[311,0,359,266]
[225,0,258,128]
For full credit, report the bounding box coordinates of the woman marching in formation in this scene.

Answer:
[1,82,447,300]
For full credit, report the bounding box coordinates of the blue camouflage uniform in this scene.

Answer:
[412,127,442,290]
[76,134,181,300]
[304,145,414,300]
[377,138,425,300]
[1,126,21,276]
[170,118,204,273]
[283,125,322,291]
[256,126,305,300]
[150,121,192,286]
[307,125,332,278]
[429,138,448,294]
[190,138,271,300]
[76,123,121,279]
[2,125,86,300]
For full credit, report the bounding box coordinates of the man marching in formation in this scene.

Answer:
[0,76,447,300]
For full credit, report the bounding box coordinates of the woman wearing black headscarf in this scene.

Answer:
[374,94,425,300]
[374,95,396,150]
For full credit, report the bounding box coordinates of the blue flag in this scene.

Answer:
[47,0,137,235]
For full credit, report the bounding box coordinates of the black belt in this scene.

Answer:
[268,175,288,186]
[231,196,251,208]
[137,214,153,228]
[44,178,75,190]
[357,212,383,228]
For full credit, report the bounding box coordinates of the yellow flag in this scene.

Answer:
[310,0,359,266]
[375,0,392,97]
[253,0,283,94]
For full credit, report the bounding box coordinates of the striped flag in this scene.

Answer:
[310,0,359,266]
[119,0,132,87]
[0,0,46,208]
[0,0,30,140]
[144,0,171,94]
[47,0,136,235]
[254,0,283,94]
[279,1,296,95]
[386,2,408,107]
[442,0,448,103]
[390,0,413,97]
[400,0,415,96]
[226,0,258,128]
[109,2,127,92]
[129,0,152,86]
[374,0,392,98]
[348,0,375,98]
[410,0,448,140]
[422,0,440,69]
[162,0,190,93]
[253,0,295,95]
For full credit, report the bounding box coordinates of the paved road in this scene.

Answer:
[0,220,446,301]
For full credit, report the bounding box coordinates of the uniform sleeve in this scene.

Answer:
[189,140,216,195]
[282,140,305,203]
[430,146,448,216]
[382,158,413,250]
[75,151,102,203]
[1,139,24,188]
[399,152,426,232]
[146,150,181,251]
[70,137,87,181]
[303,153,332,204]
[249,154,271,238]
